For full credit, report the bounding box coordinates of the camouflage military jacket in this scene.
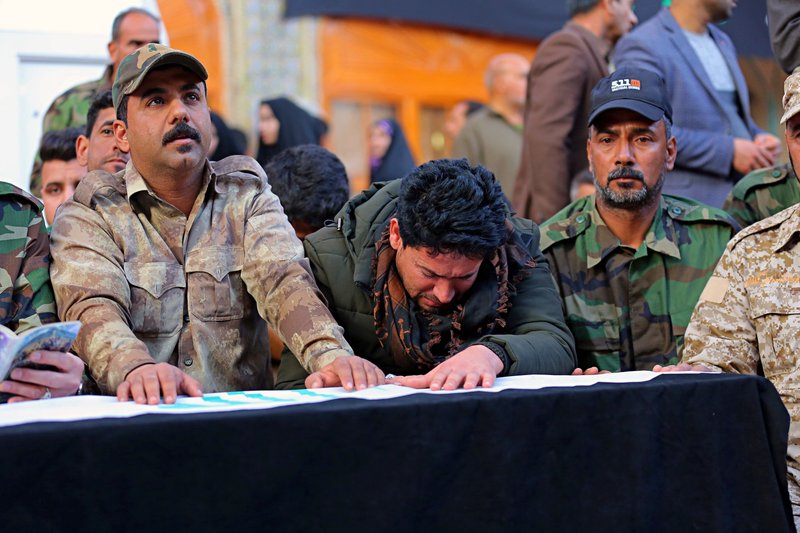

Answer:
[682,204,800,509]
[50,156,353,394]
[29,65,114,195]
[42,65,113,134]
[723,162,800,229]
[0,182,56,332]
[540,194,737,372]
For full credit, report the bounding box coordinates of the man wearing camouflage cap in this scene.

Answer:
[30,8,160,195]
[663,103,800,526]
[539,67,738,373]
[50,44,381,404]
[723,70,800,229]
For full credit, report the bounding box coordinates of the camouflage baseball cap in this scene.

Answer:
[780,67,800,124]
[112,43,208,113]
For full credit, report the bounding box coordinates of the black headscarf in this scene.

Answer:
[256,97,328,166]
[370,118,416,183]
[209,111,247,161]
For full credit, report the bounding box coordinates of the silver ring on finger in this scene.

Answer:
[42,387,52,400]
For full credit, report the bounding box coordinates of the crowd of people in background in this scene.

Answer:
[3,0,800,526]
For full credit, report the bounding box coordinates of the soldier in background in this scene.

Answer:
[539,68,737,373]
[39,127,85,226]
[75,89,130,176]
[30,8,160,195]
[724,70,800,229]
[50,45,379,405]
[0,182,84,402]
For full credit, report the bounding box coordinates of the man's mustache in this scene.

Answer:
[607,167,645,182]
[162,122,201,145]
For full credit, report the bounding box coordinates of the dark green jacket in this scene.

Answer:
[275,180,576,389]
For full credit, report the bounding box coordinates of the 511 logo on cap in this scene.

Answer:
[611,78,641,92]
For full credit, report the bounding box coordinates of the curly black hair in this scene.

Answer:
[396,158,507,258]
[264,144,350,232]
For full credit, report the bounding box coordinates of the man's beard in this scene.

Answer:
[595,167,664,210]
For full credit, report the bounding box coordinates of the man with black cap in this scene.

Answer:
[538,67,738,373]
[49,44,381,404]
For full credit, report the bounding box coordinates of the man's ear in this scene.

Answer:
[113,120,130,153]
[389,218,403,251]
[665,134,677,172]
[586,136,594,176]
[76,135,90,167]
[107,40,117,64]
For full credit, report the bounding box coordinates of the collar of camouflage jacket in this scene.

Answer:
[582,197,682,269]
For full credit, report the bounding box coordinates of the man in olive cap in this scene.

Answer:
[50,44,381,404]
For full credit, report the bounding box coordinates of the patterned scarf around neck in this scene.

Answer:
[371,222,534,373]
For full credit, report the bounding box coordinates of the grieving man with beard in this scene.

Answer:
[539,68,738,372]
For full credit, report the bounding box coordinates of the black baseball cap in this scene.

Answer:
[587,67,672,126]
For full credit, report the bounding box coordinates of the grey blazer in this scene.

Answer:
[614,8,764,206]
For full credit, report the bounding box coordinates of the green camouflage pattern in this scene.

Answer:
[540,194,737,372]
[49,156,353,394]
[30,66,113,196]
[682,204,800,513]
[723,163,800,229]
[0,182,57,332]
[112,44,207,112]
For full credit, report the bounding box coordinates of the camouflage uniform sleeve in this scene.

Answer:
[49,199,155,392]
[681,242,759,373]
[0,196,56,332]
[241,185,354,373]
[722,191,758,230]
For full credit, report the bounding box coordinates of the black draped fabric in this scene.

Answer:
[209,111,247,161]
[284,0,773,58]
[256,97,328,166]
[0,374,793,531]
[370,118,415,183]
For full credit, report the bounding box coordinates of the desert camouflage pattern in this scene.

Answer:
[49,156,352,393]
[683,204,800,518]
[0,182,56,332]
[780,66,800,125]
[29,66,113,195]
[723,163,800,229]
[540,194,737,372]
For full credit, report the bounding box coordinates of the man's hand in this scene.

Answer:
[305,355,385,391]
[754,133,782,160]
[733,138,775,175]
[652,363,713,373]
[0,350,85,403]
[389,345,504,391]
[571,367,611,375]
[117,362,203,404]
